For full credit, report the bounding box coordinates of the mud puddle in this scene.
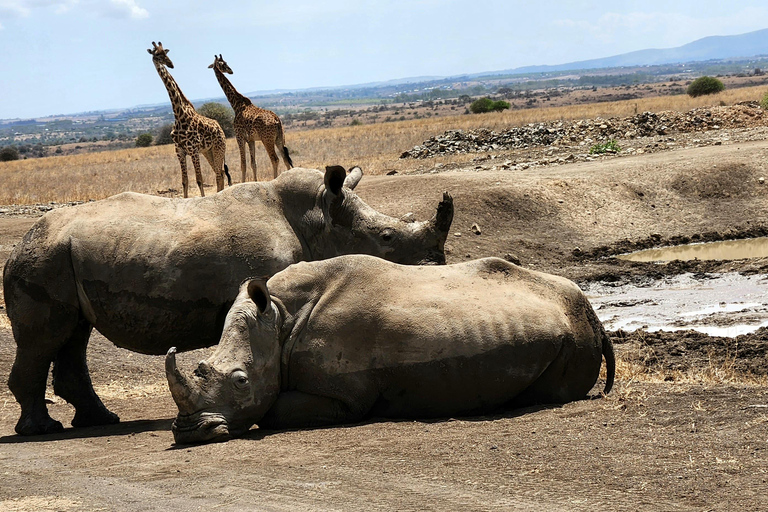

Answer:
[618,236,768,262]
[584,273,768,336]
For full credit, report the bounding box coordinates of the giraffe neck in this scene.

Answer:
[154,61,196,120]
[214,67,252,112]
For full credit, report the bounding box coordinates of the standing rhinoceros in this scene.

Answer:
[4,165,453,436]
[166,255,615,444]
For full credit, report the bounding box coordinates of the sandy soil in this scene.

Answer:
[1,137,768,511]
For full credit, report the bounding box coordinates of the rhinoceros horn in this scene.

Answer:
[431,192,454,234]
[165,347,201,414]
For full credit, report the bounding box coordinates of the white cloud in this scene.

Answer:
[0,0,148,21]
[0,0,78,17]
[554,8,768,49]
[104,0,148,19]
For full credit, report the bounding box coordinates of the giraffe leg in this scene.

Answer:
[175,145,189,198]
[202,147,226,192]
[260,137,279,180]
[263,140,280,180]
[213,139,227,191]
[248,140,258,181]
[190,152,205,197]
[238,138,248,183]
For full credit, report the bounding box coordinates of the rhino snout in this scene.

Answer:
[172,411,231,445]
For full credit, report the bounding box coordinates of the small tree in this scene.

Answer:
[687,76,725,97]
[198,102,235,137]
[760,90,768,110]
[136,133,153,147]
[470,97,511,114]
[470,97,494,113]
[491,100,511,112]
[0,145,20,162]
[155,124,174,145]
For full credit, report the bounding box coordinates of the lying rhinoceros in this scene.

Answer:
[4,165,453,436]
[166,255,615,444]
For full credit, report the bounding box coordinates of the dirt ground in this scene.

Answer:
[1,137,768,511]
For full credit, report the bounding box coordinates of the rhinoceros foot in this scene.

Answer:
[15,413,64,436]
[71,408,120,428]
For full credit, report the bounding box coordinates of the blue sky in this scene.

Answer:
[2,0,768,119]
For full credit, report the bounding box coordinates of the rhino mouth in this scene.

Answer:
[418,253,446,265]
[172,412,231,445]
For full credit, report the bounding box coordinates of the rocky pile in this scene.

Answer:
[401,102,767,159]
[0,201,87,217]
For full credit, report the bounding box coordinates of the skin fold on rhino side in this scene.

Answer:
[4,165,454,436]
[166,255,616,445]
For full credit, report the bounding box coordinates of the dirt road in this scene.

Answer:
[2,138,768,511]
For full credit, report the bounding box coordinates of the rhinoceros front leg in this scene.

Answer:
[257,391,367,430]
[52,316,119,428]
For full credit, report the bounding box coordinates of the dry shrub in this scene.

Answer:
[0,86,765,204]
[610,335,768,387]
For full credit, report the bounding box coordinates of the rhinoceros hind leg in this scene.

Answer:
[14,408,64,436]
[510,342,602,407]
[9,347,63,436]
[52,317,120,428]
[258,391,365,430]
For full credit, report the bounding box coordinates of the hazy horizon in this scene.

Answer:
[2,0,768,119]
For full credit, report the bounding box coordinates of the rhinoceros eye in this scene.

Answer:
[381,229,394,242]
[231,370,249,389]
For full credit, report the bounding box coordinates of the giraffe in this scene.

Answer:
[209,54,293,182]
[148,42,230,198]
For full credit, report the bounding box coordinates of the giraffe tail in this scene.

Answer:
[223,163,232,186]
[283,146,294,168]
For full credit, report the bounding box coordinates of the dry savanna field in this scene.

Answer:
[2,84,768,511]
[2,85,767,204]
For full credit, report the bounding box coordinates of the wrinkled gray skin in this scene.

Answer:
[4,166,454,436]
[167,255,615,444]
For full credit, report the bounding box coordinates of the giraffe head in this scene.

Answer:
[208,54,233,74]
[148,41,174,69]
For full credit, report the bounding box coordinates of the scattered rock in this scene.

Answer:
[471,223,481,235]
[400,104,768,159]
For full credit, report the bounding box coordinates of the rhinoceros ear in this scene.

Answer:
[324,165,347,196]
[247,279,271,313]
[343,166,363,190]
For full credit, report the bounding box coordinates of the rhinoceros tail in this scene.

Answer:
[602,327,615,395]
[584,300,614,395]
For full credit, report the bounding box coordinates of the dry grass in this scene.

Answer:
[608,344,768,387]
[1,86,767,205]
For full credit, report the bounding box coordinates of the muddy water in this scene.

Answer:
[584,273,768,337]
[618,237,768,262]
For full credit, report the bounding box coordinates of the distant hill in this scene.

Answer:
[475,28,768,77]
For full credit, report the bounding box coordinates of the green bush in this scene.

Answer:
[686,76,725,98]
[589,140,621,155]
[155,124,174,145]
[0,145,20,161]
[470,97,511,114]
[198,102,235,137]
[761,91,768,110]
[136,133,153,147]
